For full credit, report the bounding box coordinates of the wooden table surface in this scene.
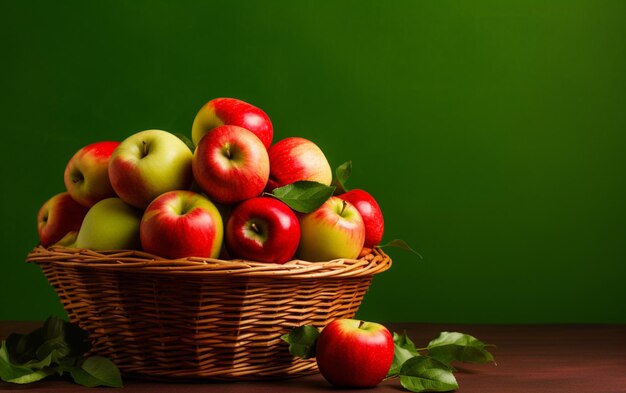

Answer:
[1,322,625,392]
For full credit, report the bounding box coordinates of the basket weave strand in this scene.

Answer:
[27,246,391,380]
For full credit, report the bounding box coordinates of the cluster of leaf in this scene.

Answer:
[0,316,122,388]
[282,325,495,392]
[388,331,495,392]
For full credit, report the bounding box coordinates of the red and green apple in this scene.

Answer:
[140,190,223,259]
[108,130,193,209]
[266,137,332,192]
[338,189,384,247]
[37,192,89,247]
[316,319,394,388]
[192,125,269,205]
[75,197,142,250]
[192,97,273,149]
[64,141,119,207]
[226,197,300,264]
[297,196,365,261]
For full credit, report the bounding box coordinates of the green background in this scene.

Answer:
[1,1,625,323]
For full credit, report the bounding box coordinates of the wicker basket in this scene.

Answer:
[26,246,391,380]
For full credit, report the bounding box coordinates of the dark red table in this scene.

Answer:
[1,322,625,392]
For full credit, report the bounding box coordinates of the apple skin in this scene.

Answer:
[37,192,90,247]
[226,197,300,264]
[192,97,273,149]
[64,141,120,207]
[76,198,142,250]
[192,125,269,205]
[109,130,193,209]
[140,190,224,259]
[338,189,384,247]
[316,319,394,388]
[266,137,332,192]
[296,196,365,261]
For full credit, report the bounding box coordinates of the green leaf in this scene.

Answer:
[332,161,352,194]
[174,133,195,152]
[427,332,495,364]
[399,356,458,392]
[5,330,45,364]
[280,325,320,359]
[1,340,53,384]
[70,356,123,388]
[379,239,423,258]
[36,336,71,361]
[270,181,335,213]
[388,331,421,376]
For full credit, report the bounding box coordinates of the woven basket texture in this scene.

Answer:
[26,246,391,380]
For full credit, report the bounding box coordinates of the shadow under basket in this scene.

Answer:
[26,246,391,381]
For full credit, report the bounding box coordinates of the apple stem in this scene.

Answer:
[251,222,260,233]
[358,320,365,329]
[142,140,148,157]
[340,200,348,216]
[224,145,231,159]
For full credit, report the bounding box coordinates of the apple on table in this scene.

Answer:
[226,197,300,264]
[297,196,365,261]
[108,129,193,209]
[64,141,119,207]
[192,125,269,205]
[140,190,223,259]
[37,192,89,247]
[316,319,394,388]
[192,97,273,149]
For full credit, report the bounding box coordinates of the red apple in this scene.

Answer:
[64,141,119,207]
[140,190,223,259]
[297,196,365,261]
[192,97,273,149]
[109,130,194,209]
[226,197,300,264]
[316,319,394,388]
[266,137,332,192]
[37,192,89,247]
[192,125,269,205]
[338,189,384,247]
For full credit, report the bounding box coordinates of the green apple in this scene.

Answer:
[297,196,365,261]
[76,198,142,250]
[108,129,193,209]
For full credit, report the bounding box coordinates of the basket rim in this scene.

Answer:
[26,246,392,279]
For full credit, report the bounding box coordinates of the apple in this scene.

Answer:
[192,125,269,205]
[140,190,223,259]
[191,97,273,149]
[266,137,332,192]
[64,141,119,207]
[225,197,300,264]
[109,130,193,209]
[37,192,89,247]
[338,189,384,247]
[297,196,365,261]
[316,319,394,388]
[75,197,142,250]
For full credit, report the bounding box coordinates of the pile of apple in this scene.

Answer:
[37,98,384,263]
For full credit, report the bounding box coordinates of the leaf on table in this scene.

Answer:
[280,325,320,359]
[399,356,458,392]
[387,331,421,377]
[269,181,335,213]
[70,356,123,388]
[427,332,495,364]
[1,340,52,384]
